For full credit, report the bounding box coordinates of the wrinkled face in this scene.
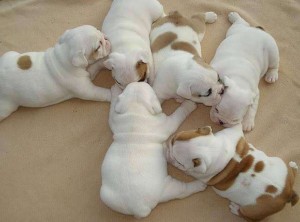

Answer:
[59,25,111,68]
[104,51,149,89]
[177,68,224,106]
[165,127,215,178]
[114,82,162,115]
[210,84,251,127]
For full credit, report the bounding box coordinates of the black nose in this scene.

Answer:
[219,120,224,125]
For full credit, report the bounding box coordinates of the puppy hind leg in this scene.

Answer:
[228,12,249,26]
[204,12,218,24]
[0,101,18,122]
[242,92,259,132]
[264,41,279,83]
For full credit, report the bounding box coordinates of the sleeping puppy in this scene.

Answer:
[0,25,111,122]
[210,12,280,131]
[102,0,164,88]
[100,82,206,218]
[165,124,299,221]
[150,11,224,104]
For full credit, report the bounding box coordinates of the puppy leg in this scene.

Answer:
[226,12,250,37]
[264,40,279,83]
[242,92,259,131]
[0,100,18,122]
[164,100,197,135]
[72,79,111,102]
[159,176,207,203]
[86,58,106,80]
[229,202,241,216]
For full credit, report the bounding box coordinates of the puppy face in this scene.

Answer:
[59,25,111,68]
[103,50,149,89]
[165,127,215,178]
[114,82,162,115]
[210,77,253,127]
[176,68,224,106]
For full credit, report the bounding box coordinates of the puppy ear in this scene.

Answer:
[136,50,149,64]
[197,126,212,135]
[71,50,88,68]
[103,59,114,70]
[223,76,233,87]
[138,95,162,115]
[177,82,192,99]
[114,95,128,114]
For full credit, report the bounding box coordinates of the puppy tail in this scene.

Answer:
[289,190,299,206]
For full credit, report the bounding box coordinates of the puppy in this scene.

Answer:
[0,25,111,122]
[210,12,280,131]
[100,82,206,218]
[165,124,298,221]
[102,0,164,88]
[150,11,224,105]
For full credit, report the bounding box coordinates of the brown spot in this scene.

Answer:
[171,41,199,57]
[208,155,254,191]
[151,32,177,53]
[17,55,32,70]
[152,11,205,34]
[135,61,147,81]
[254,161,265,172]
[171,126,212,144]
[266,185,278,193]
[236,162,299,221]
[236,137,250,158]
[193,56,212,69]
[192,158,201,167]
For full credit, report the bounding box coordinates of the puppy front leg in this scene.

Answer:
[164,100,197,135]
[159,176,207,203]
[73,79,111,102]
[242,93,259,132]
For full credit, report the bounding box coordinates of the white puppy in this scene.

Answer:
[102,0,164,88]
[165,124,299,221]
[0,25,111,122]
[210,12,280,131]
[100,82,206,218]
[150,11,224,105]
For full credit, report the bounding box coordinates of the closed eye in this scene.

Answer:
[95,41,102,52]
[198,88,212,97]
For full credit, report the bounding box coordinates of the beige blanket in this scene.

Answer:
[0,0,299,221]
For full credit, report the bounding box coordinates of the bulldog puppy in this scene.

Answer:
[102,0,164,88]
[0,25,111,122]
[165,124,299,221]
[150,11,224,105]
[100,82,206,218]
[210,12,280,131]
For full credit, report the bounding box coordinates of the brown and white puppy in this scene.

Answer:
[165,124,299,221]
[0,25,111,122]
[150,11,224,104]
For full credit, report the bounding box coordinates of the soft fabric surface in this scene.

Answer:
[0,0,299,221]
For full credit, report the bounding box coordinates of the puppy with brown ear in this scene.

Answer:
[0,25,111,122]
[165,124,299,221]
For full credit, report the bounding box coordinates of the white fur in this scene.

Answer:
[151,11,224,105]
[0,25,111,122]
[100,82,206,218]
[165,124,296,212]
[102,0,164,88]
[210,12,279,131]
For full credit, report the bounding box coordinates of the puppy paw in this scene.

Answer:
[229,202,240,216]
[289,161,298,170]
[190,180,207,192]
[265,69,278,83]
[175,97,185,103]
[182,100,197,112]
[228,12,240,24]
[242,118,255,132]
[204,12,217,24]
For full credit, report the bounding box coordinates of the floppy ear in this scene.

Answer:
[138,94,162,115]
[136,50,149,64]
[103,59,114,70]
[177,82,192,99]
[71,50,88,68]
[223,76,234,87]
[114,95,129,114]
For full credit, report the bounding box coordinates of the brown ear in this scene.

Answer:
[197,126,212,135]
[192,158,201,167]
[136,60,147,81]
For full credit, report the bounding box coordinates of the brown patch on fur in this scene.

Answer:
[254,161,265,172]
[172,126,212,144]
[236,137,250,158]
[136,61,147,82]
[266,185,278,193]
[171,41,199,56]
[17,55,32,70]
[193,55,212,69]
[151,32,177,53]
[208,155,254,191]
[192,158,201,167]
[152,11,205,34]
[238,163,299,221]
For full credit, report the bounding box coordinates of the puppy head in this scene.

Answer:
[59,25,111,68]
[103,50,149,89]
[176,65,224,106]
[210,76,254,127]
[114,82,162,115]
[165,126,216,178]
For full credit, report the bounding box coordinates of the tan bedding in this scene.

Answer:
[0,0,299,221]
